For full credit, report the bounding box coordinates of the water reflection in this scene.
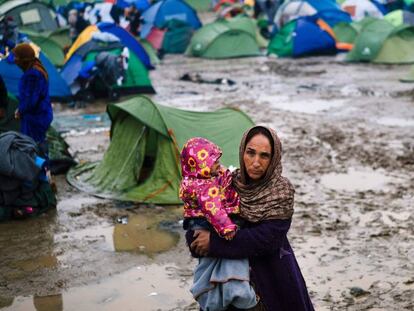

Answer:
[33,294,63,311]
[0,297,13,308]
[1,265,193,311]
[0,210,59,283]
[11,255,58,272]
[0,211,61,311]
[113,212,180,254]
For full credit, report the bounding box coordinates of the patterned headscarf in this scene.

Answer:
[180,137,222,179]
[232,126,294,222]
[12,43,48,80]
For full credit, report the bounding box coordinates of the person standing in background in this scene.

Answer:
[12,43,53,161]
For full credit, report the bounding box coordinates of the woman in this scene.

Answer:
[12,43,53,154]
[187,126,314,311]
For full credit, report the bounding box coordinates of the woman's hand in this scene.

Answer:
[190,230,210,256]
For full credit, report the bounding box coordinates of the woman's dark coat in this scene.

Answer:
[186,219,314,311]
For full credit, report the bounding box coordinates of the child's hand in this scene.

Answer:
[14,109,20,120]
[224,231,236,240]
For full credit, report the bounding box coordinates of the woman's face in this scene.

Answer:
[243,133,272,181]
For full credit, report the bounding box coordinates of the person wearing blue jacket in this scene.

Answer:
[11,43,53,151]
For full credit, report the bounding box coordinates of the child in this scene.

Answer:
[180,137,257,311]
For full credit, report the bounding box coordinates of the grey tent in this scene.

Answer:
[0,0,60,32]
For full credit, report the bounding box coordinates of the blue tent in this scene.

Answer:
[0,53,71,101]
[61,23,153,86]
[141,0,202,38]
[97,23,153,69]
[314,9,352,27]
[305,0,339,12]
[293,17,337,56]
[61,23,155,97]
[61,41,125,86]
[269,16,337,57]
[116,0,151,11]
[274,0,351,29]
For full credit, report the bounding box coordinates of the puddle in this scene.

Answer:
[55,211,181,255]
[52,113,110,134]
[320,168,395,192]
[54,225,114,252]
[113,214,180,254]
[0,264,193,311]
[0,212,58,278]
[259,95,344,114]
[10,255,58,272]
[374,117,414,127]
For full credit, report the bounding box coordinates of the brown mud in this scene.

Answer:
[1,52,413,310]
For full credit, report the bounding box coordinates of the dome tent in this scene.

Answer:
[0,0,72,67]
[346,18,414,64]
[184,0,211,11]
[274,0,351,29]
[61,23,155,98]
[21,29,71,67]
[384,9,414,26]
[268,16,342,57]
[146,19,195,54]
[140,0,202,38]
[341,0,384,21]
[0,51,71,101]
[186,16,261,59]
[67,96,254,204]
[0,0,61,32]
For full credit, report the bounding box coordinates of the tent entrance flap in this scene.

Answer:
[85,114,147,193]
[137,129,158,184]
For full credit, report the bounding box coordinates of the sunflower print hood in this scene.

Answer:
[180,137,222,179]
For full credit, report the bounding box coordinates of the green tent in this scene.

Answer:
[333,17,387,44]
[23,29,71,67]
[333,22,359,44]
[138,38,161,66]
[23,27,71,50]
[162,19,195,54]
[185,0,211,11]
[400,64,414,82]
[346,18,414,64]
[186,16,261,59]
[67,96,254,204]
[384,10,414,27]
[81,47,155,96]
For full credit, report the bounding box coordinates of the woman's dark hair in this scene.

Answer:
[245,126,274,157]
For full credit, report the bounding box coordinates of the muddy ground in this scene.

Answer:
[1,51,414,310]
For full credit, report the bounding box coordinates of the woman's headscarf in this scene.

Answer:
[232,126,294,222]
[12,43,48,80]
